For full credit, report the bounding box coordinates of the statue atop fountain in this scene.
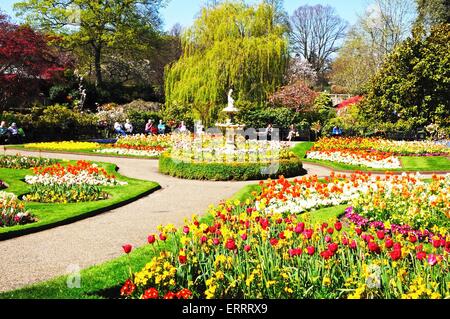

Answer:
[216,89,246,151]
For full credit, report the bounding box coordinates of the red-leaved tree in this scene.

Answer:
[269,80,319,113]
[0,13,70,110]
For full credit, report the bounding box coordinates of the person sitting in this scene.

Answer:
[124,119,133,134]
[8,123,22,144]
[332,126,343,137]
[157,120,166,135]
[0,121,9,144]
[287,124,298,142]
[145,119,154,135]
[114,122,127,136]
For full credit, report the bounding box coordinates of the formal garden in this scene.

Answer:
[0,0,449,302]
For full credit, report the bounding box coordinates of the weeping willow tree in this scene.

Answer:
[164,0,289,126]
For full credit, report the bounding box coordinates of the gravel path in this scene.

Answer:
[0,149,446,293]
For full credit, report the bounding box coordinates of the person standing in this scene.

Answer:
[0,121,9,144]
[287,124,298,142]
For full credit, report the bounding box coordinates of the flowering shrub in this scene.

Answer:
[0,155,58,169]
[24,161,126,203]
[25,141,100,151]
[0,192,35,227]
[120,199,449,299]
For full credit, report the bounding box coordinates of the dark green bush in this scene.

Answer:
[159,153,305,181]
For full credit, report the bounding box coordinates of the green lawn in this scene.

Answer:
[0,160,160,239]
[0,184,347,299]
[291,142,450,172]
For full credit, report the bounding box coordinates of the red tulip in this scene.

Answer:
[226,239,237,250]
[356,228,363,235]
[304,229,313,239]
[334,222,342,231]
[159,233,167,241]
[122,244,133,254]
[327,227,334,235]
[200,236,208,244]
[244,245,251,252]
[416,251,427,261]
[342,237,349,246]
[385,238,394,249]
[179,255,187,264]
[183,226,190,234]
[279,232,286,240]
[307,246,315,255]
[213,238,220,246]
[320,250,333,260]
[241,233,248,241]
[325,235,332,243]
[368,241,381,254]
[328,243,339,253]
[142,288,158,299]
[270,238,279,247]
[433,239,441,248]
[376,230,385,240]
[295,222,305,234]
[390,249,402,261]
[393,242,402,251]
[409,235,417,243]
[349,240,357,250]
[148,235,156,244]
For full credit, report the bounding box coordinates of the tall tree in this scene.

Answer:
[355,0,416,66]
[14,0,165,87]
[164,1,289,126]
[361,24,450,132]
[415,0,450,32]
[0,13,70,109]
[290,5,348,77]
[330,31,377,94]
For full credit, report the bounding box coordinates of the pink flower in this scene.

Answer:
[213,238,220,246]
[226,239,237,250]
[183,226,190,234]
[244,245,251,252]
[241,233,248,241]
[295,222,305,234]
[349,240,357,250]
[428,254,438,266]
[200,236,208,244]
[325,235,332,243]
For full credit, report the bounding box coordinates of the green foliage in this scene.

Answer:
[1,105,98,141]
[159,153,304,181]
[361,24,450,132]
[415,0,450,32]
[164,1,289,126]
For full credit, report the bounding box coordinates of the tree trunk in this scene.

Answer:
[94,45,103,87]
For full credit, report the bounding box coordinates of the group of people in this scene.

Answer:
[114,119,189,137]
[0,121,25,144]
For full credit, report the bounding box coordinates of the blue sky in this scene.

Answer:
[0,0,367,30]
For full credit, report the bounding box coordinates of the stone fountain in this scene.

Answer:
[216,89,246,151]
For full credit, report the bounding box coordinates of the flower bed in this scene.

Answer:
[311,137,450,156]
[115,134,172,149]
[119,201,449,299]
[0,155,58,169]
[306,149,401,169]
[24,161,127,203]
[94,146,165,158]
[0,192,35,227]
[159,153,304,181]
[25,141,100,151]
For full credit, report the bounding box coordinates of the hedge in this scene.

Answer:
[159,153,305,181]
